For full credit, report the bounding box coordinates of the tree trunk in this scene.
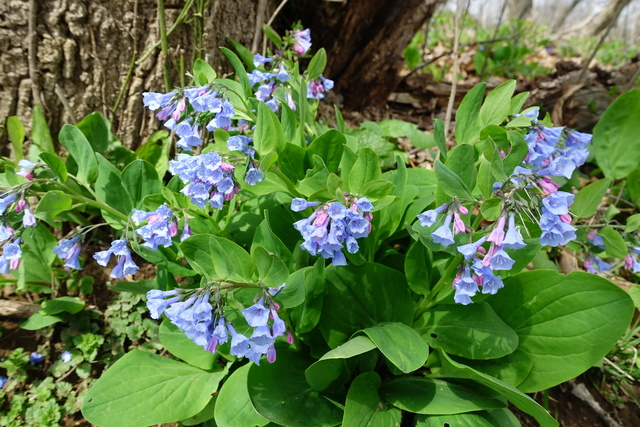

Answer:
[0,0,274,152]
[293,0,443,110]
[507,0,532,20]
[556,0,631,39]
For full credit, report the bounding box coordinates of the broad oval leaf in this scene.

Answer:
[571,178,611,219]
[415,302,518,360]
[59,124,98,184]
[488,270,634,392]
[181,234,255,282]
[247,349,342,427]
[159,319,216,370]
[343,372,401,427]
[121,159,162,208]
[381,377,506,414]
[214,364,268,427]
[360,322,429,373]
[82,350,227,427]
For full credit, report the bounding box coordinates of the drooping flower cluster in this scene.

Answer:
[521,107,591,179]
[169,152,240,209]
[291,196,373,266]
[307,77,334,100]
[93,239,139,280]
[53,237,82,270]
[0,238,22,274]
[249,54,294,113]
[143,86,235,151]
[132,205,178,251]
[417,202,469,246]
[146,284,287,365]
[291,28,312,56]
[227,135,264,185]
[625,247,640,273]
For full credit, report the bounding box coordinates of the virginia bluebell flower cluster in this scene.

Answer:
[626,247,640,273]
[0,238,22,274]
[290,28,312,56]
[417,202,469,246]
[143,86,235,151]
[291,196,373,266]
[169,152,240,209]
[53,237,82,270]
[93,239,139,280]
[132,205,178,251]
[146,283,287,365]
[522,108,591,179]
[248,54,294,113]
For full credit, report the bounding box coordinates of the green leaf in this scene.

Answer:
[94,154,133,219]
[253,246,289,287]
[503,131,528,175]
[599,225,628,258]
[220,47,251,97]
[59,124,98,184]
[6,116,25,160]
[405,241,432,295]
[34,191,72,223]
[458,348,533,387]
[251,217,295,270]
[39,152,68,182]
[193,58,217,85]
[121,159,162,208]
[488,270,634,392]
[262,24,283,49]
[509,91,529,115]
[41,296,85,315]
[446,144,477,190]
[291,258,325,333]
[133,244,197,277]
[320,263,413,348]
[305,336,376,391]
[479,80,516,127]
[307,48,327,80]
[181,234,255,282]
[82,350,227,427]
[437,351,558,427]
[455,82,486,144]
[625,214,640,233]
[349,147,382,192]
[415,302,519,360]
[593,89,640,179]
[254,102,286,156]
[77,112,112,154]
[415,409,520,427]
[21,312,65,330]
[228,37,256,69]
[306,129,345,174]
[434,119,447,160]
[343,372,402,427]
[214,364,268,427]
[247,349,342,427]
[571,178,611,219]
[360,322,429,373]
[159,319,216,370]
[381,377,506,414]
[628,167,640,207]
[481,198,503,221]
[32,104,55,154]
[359,179,393,200]
[434,159,474,201]
[135,131,170,177]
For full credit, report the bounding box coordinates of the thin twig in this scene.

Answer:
[54,84,78,123]
[252,0,268,53]
[479,0,508,78]
[28,0,42,108]
[263,0,289,55]
[579,6,622,82]
[157,0,172,91]
[111,55,137,118]
[443,0,462,138]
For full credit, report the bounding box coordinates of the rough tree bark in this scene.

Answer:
[1,0,443,151]
[507,0,532,20]
[556,0,632,39]
[293,0,443,110]
[0,0,274,152]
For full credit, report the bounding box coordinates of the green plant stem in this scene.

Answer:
[413,210,484,321]
[137,0,195,64]
[271,168,304,198]
[111,55,137,118]
[157,0,172,91]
